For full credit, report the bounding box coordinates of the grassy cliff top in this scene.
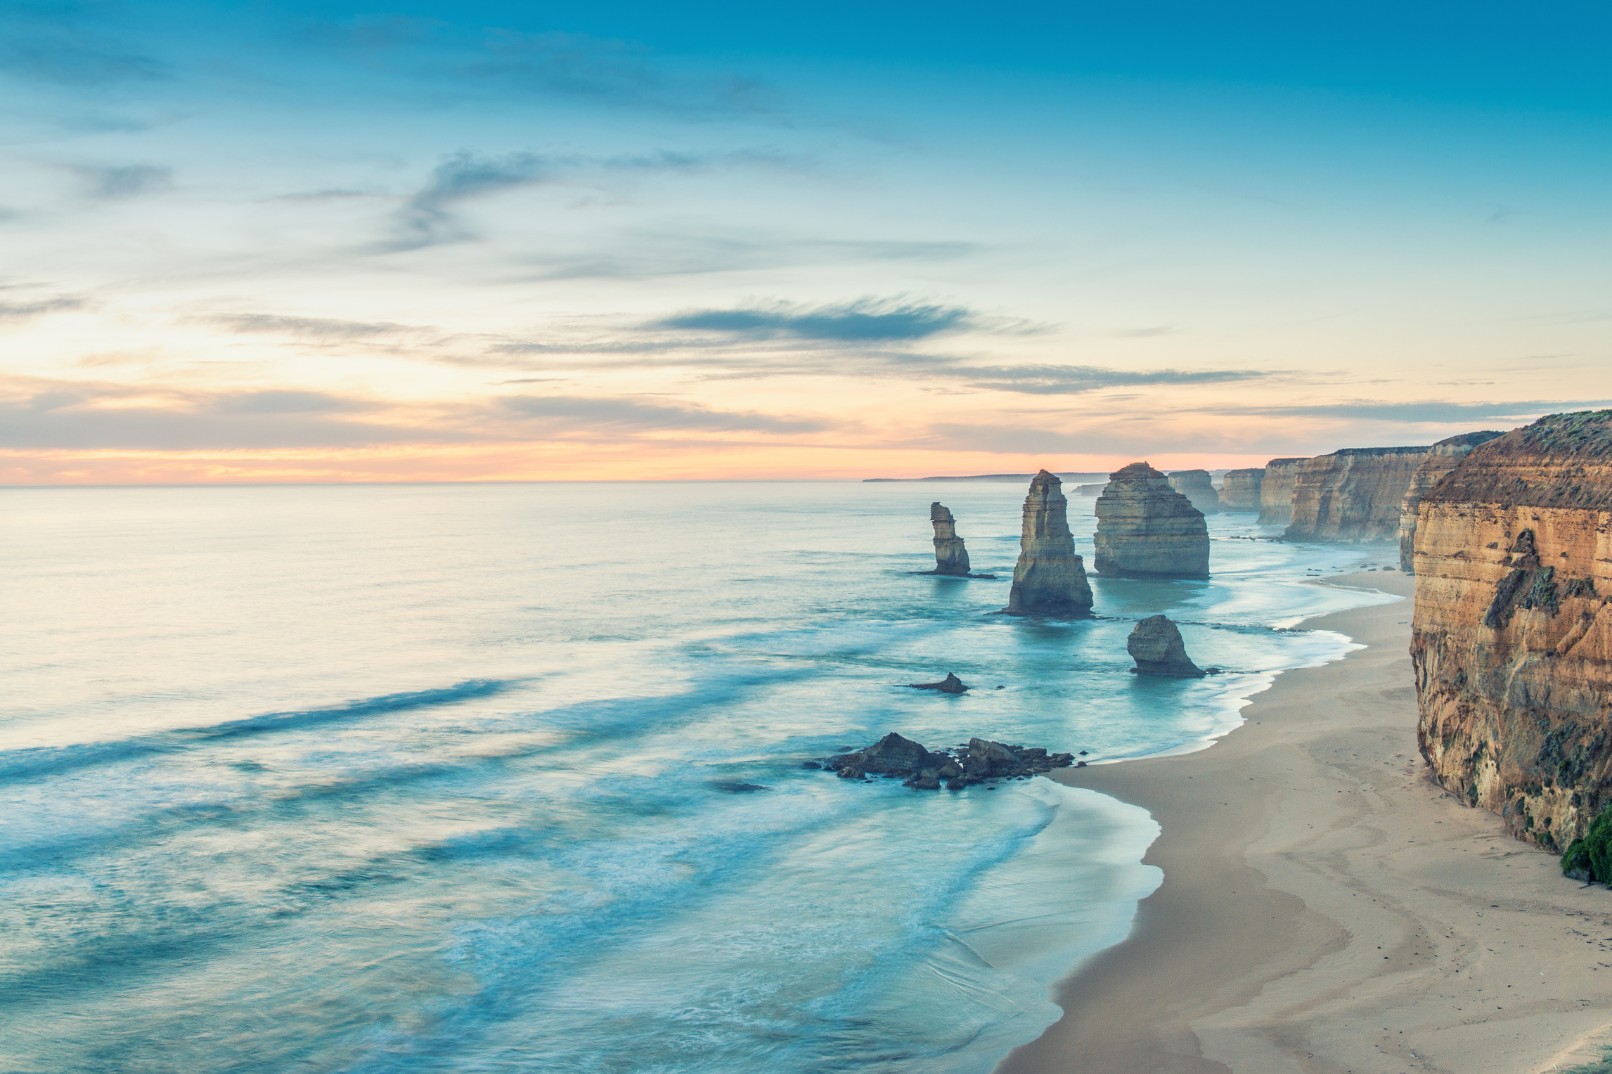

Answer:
[1428,411,1612,510]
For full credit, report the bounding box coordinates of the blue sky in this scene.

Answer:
[3,0,1610,481]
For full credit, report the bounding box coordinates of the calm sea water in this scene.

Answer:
[0,481,1398,1074]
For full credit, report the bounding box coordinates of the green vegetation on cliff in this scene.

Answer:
[1561,807,1612,883]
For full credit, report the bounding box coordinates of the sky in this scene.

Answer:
[3,0,1611,483]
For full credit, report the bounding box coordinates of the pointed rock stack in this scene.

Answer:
[1220,468,1264,511]
[1397,431,1503,572]
[1005,470,1094,617]
[1167,469,1220,515]
[1093,462,1210,579]
[927,502,972,576]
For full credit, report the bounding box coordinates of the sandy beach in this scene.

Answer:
[1000,572,1612,1074]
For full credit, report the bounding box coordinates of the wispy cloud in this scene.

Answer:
[72,164,173,200]
[0,296,84,321]
[651,298,974,342]
[1215,400,1612,423]
[946,364,1268,395]
[203,313,430,342]
[0,20,171,87]
[499,394,825,434]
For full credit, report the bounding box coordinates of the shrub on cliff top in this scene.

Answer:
[1561,807,1612,883]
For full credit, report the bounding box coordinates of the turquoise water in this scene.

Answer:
[0,482,1398,1073]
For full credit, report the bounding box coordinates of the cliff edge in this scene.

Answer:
[1284,446,1430,542]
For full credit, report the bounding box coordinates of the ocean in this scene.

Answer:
[0,481,1398,1074]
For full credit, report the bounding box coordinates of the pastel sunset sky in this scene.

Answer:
[4,0,1610,483]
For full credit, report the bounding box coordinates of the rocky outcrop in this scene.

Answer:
[1397,432,1504,571]
[1411,411,1612,851]
[1257,457,1308,525]
[927,502,972,576]
[1092,462,1209,579]
[819,732,1074,790]
[1284,446,1431,542]
[1167,469,1220,515]
[907,672,969,694]
[1073,482,1107,497]
[1006,470,1095,617]
[1220,468,1264,511]
[1127,615,1206,677]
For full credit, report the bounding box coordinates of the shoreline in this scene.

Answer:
[998,571,1612,1074]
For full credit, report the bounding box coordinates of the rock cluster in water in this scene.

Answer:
[818,732,1075,790]
[1397,431,1503,572]
[927,502,972,576]
[1092,462,1210,579]
[1167,469,1220,515]
[1127,614,1206,678]
[1220,468,1264,511]
[1411,410,1612,851]
[1005,470,1094,617]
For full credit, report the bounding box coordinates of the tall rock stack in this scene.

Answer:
[1005,470,1094,617]
[1257,458,1308,525]
[1219,468,1264,511]
[1283,446,1431,542]
[1166,469,1220,515]
[927,502,972,576]
[1411,411,1612,850]
[1093,462,1210,578]
[1397,431,1504,572]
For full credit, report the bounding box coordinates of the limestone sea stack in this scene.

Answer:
[1396,431,1504,572]
[1412,411,1612,850]
[1219,468,1264,511]
[1005,470,1094,617]
[1283,445,1432,542]
[1127,615,1206,677]
[1092,462,1209,579]
[1257,457,1308,525]
[1166,469,1220,515]
[928,502,972,576]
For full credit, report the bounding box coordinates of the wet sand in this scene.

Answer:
[999,573,1612,1074]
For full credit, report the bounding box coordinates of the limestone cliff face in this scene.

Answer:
[1412,411,1612,850]
[1257,458,1308,525]
[1093,462,1209,579]
[1283,446,1431,542]
[928,502,972,576]
[1006,470,1095,617]
[1397,431,1504,572]
[1220,468,1264,511]
[1166,469,1220,515]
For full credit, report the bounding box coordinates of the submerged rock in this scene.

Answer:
[1167,469,1221,515]
[927,502,972,576]
[907,672,969,694]
[1093,462,1210,579]
[820,732,1074,790]
[1127,614,1206,678]
[1005,470,1095,617]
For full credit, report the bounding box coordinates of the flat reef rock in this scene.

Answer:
[1284,445,1432,542]
[1397,431,1504,572]
[906,672,969,694]
[1412,410,1612,850]
[927,502,972,576]
[1167,469,1221,515]
[1005,470,1095,617]
[820,732,1074,790]
[1093,462,1210,579]
[1127,614,1206,677]
[1258,457,1309,525]
[1220,468,1264,511]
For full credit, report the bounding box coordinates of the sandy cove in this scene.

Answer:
[999,572,1612,1074]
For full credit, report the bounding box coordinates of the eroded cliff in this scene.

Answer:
[1167,469,1220,515]
[1220,468,1264,511]
[1412,411,1612,850]
[927,502,972,576]
[1397,431,1503,572]
[1257,457,1308,525]
[1006,469,1095,617]
[1284,446,1430,542]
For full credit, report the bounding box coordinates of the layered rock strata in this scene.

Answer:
[927,502,972,576]
[1411,411,1612,850]
[1005,470,1095,617]
[819,732,1074,790]
[1219,468,1264,511]
[1093,462,1209,579]
[1283,446,1431,542]
[1167,469,1221,515]
[1257,457,1309,525]
[1127,615,1206,677]
[1397,431,1504,572]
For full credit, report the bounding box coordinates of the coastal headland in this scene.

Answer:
[999,573,1612,1074]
